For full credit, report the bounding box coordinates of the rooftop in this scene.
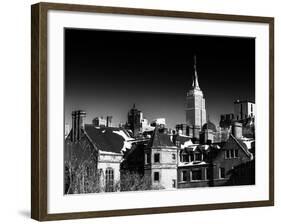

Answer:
[148,126,176,148]
[84,125,134,154]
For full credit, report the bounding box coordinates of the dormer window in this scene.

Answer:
[225,149,239,159]
[225,150,230,159]
[190,154,194,162]
[230,150,234,158]
[195,153,201,161]
[180,151,188,162]
[234,149,239,158]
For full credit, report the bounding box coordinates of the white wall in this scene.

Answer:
[0,0,280,223]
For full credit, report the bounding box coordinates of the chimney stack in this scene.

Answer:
[106,116,112,127]
[232,122,242,139]
[71,110,86,142]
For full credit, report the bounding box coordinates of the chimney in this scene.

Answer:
[71,110,86,142]
[106,116,112,127]
[232,122,242,139]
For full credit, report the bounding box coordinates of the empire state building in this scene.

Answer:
[185,56,206,139]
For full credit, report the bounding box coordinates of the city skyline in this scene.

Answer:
[64,28,255,129]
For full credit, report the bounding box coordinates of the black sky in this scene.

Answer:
[64,28,255,128]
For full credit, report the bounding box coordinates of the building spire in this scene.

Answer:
[192,55,200,90]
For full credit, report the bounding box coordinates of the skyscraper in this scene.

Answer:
[126,104,143,137]
[185,56,206,139]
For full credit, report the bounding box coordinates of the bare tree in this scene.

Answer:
[64,136,100,194]
[120,171,164,191]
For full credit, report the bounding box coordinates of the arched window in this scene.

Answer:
[105,168,114,192]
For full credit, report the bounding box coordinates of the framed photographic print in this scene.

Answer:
[31,2,274,221]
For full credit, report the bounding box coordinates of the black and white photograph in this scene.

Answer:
[64,28,256,194]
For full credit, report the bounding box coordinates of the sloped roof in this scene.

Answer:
[175,135,192,145]
[84,125,133,154]
[148,126,176,148]
[64,130,98,164]
[238,137,255,150]
[185,145,199,152]
[178,161,208,167]
[226,134,253,159]
[184,144,210,152]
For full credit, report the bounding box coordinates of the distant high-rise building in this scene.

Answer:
[106,116,112,127]
[185,56,206,139]
[92,116,107,127]
[175,124,188,136]
[219,113,235,129]
[126,104,143,137]
[92,116,113,127]
[140,118,155,133]
[234,100,256,121]
[150,118,166,127]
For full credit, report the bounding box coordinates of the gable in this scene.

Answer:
[148,126,176,148]
[84,125,133,154]
[222,134,252,159]
[64,130,98,165]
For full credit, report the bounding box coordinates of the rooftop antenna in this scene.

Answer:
[192,55,200,90]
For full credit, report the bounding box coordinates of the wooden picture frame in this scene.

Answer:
[31,2,274,221]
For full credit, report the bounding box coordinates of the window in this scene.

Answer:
[230,150,234,158]
[225,150,230,159]
[154,153,160,163]
[182,170,188,182]
[172,153,176,161]
[190,154,194,162]
[206,168,211,180]
[105,168,114,192]
[154,172,160,182]
[172,179,176,188]
[219,167,225,179]
[145,153,150,164]
[181,152,188,162]
[226,149,239,159]
[191,169,202,181]
[202,153,205,161]
[195,153,201,161]
[234,149,239,158]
